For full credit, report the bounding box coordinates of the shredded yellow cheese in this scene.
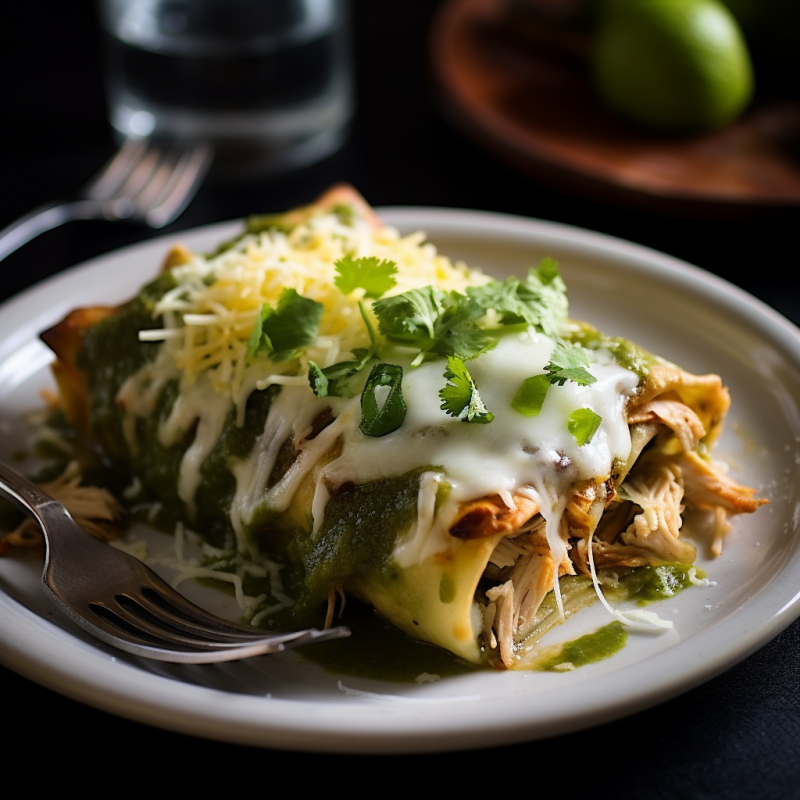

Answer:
[141,209,487,419]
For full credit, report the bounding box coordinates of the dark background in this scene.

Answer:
[1,1,798,794]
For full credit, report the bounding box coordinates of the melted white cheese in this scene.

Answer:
[329,333,635,494]
[158,375,232,515]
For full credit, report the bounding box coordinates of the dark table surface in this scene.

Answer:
[2,1,799,793]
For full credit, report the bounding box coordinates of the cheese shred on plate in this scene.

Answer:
[40,184,768,669]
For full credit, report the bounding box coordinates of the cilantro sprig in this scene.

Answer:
[334,255,398,298]
[466,257,568,337]
[372,287,495,365]
[247,289,323,362]
[439,356,494,424]
[518,257,569,337]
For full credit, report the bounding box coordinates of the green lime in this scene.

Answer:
[592,0,755,132]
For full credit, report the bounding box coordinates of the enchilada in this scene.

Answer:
[38,186,767,668]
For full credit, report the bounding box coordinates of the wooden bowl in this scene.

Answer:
[429,0,800,218]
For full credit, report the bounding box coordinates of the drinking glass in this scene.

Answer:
[98,0,354,176]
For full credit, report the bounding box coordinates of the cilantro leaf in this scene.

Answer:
[511,374,551,417]
[247,304,272,356]
[334,255,398,298]
[462,258,568,336]
[428,297,496,361]
[360,363,406,436]
[544,341,596,386]
[439,356,494,424]
[466,277,533,326]
[372,286,446,346]
[568,408,602,446]
[247,289,323,362]
[371,258,568,363]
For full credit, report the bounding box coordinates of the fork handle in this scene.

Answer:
[0,460,77,548]
[0,460,55,517]
[0,198,113,262]
[0,460,103,573]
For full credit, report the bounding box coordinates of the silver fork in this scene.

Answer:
[0,136,214,262]
[0,461,350,663]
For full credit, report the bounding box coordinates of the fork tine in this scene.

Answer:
[92,595,323,650]
[100,138,213,225]
[95,543,352,648]
[82,137,150,202]
[130,585,285,641]
[128,145,182,213]
[102,146,164,220]
[78,600,349,663]
[46,578,350,662]
[144,139,214,228]
[71,604,317,663]
[121,558,293,639]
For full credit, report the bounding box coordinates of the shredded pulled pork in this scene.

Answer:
[480,443,767,667]
[627,399,706,453]
[0,461,123,554]
[482,519,573,667]
[675,451,767,514]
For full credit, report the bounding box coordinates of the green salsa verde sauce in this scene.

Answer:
[76,271,282,548]
[524,564,702,673]
[294,470,427,611]
[292,598,482,682]
[532,621,628,672]
[566,322,658,381]
[615,562,705,605]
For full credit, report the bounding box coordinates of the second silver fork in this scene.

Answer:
[0,136,214,262]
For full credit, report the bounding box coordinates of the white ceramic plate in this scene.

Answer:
[1,209,799,754]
